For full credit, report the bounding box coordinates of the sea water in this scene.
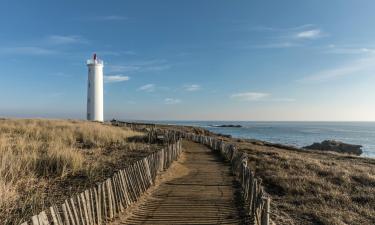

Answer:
[146,121,375,158]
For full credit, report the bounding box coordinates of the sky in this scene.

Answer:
[1,0,375,121]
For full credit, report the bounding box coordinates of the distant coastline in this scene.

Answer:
[209,124,242,128]
[131,120,375,157]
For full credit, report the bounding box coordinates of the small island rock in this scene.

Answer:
[304,140,363,155]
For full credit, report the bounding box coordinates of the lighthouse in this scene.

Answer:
[86,53,104,122]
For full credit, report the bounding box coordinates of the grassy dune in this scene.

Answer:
[231,139,375,225]
[0,119,150,224]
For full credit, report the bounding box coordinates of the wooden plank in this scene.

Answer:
[108,178,115,218]
[261,197,271,225]
[54,205,64,225]
[80,192,90,225]
[84,190,93,225]
[76,195,85,225]
[113,174,122,213]
[98,184,103,224]
[124,168,136,203]
[69,198,80,225]
[32,215,40,225]
[143,159,153,187]
[110,176,119,214]
[120,171,130,208]
[49,206,59,225]
[139,160,148,190]
[133,163,143,196]
[110,178,117,216]
[101,182,107,221]
[38,211,50,225]
[126,166,138,199]
[106,179,114,219]
[118,170,130,207]
[113,173,124,212]
[117,172,126,210]
[89,189,96,225]
[140,158,151,190]
[61,203,71,225]
[128,166,140,200]
[65,200,76,225]
[94,186,101,225]
[90,189,95,225]
[137,161,146,192]
[136,161,146,192]
[122,170,132,206]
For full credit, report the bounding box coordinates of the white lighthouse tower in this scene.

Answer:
[86,53,104,122]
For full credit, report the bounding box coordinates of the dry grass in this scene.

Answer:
[231,140,375,225]
[0,119,150,224]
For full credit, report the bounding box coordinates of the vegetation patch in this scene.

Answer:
[0,119,156,225]
[235,142,375,225]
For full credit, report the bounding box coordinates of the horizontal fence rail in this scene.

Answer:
[20,132,183,225]
[184,133,271,225]
[111,120,156,132]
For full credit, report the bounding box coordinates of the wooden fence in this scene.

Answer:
[111,120,156,131]
[184,133,271,225]
[20,134,182,225]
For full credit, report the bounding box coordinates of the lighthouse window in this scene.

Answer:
[88,82,90,88]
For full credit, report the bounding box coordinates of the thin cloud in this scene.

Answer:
[250,42,300,49]
[144,65,171,72]
[0,47,57,55]
[184,84,201,91]
[295,29,322,39]
[46,35,87,45]
[299,54,375,83]
[249,24,315,32]
[98,50,136,56]
[104,75,130,83]
[231,92,269,101]
[247,25,325,49]
[164,98,181,104]
[109,65,141,73]
[0,35,87,56]
[231,92,294,102]
[102,15,127,20]
[325,45,375,54]
[91,15,128,21]
[108,59,171,73]
[138,84,155,92]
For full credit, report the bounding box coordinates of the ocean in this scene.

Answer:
[143,121,375,158]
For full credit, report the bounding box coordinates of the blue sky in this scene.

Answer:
[1,0,375,121]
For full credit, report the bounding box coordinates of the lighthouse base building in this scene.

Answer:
[87,54,104,122]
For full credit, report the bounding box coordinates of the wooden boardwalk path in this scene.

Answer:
[110,140,245,225]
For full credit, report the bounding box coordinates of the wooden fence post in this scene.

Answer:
[261,197,271,225]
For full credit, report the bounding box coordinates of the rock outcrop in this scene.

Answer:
[304,140,363,155]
